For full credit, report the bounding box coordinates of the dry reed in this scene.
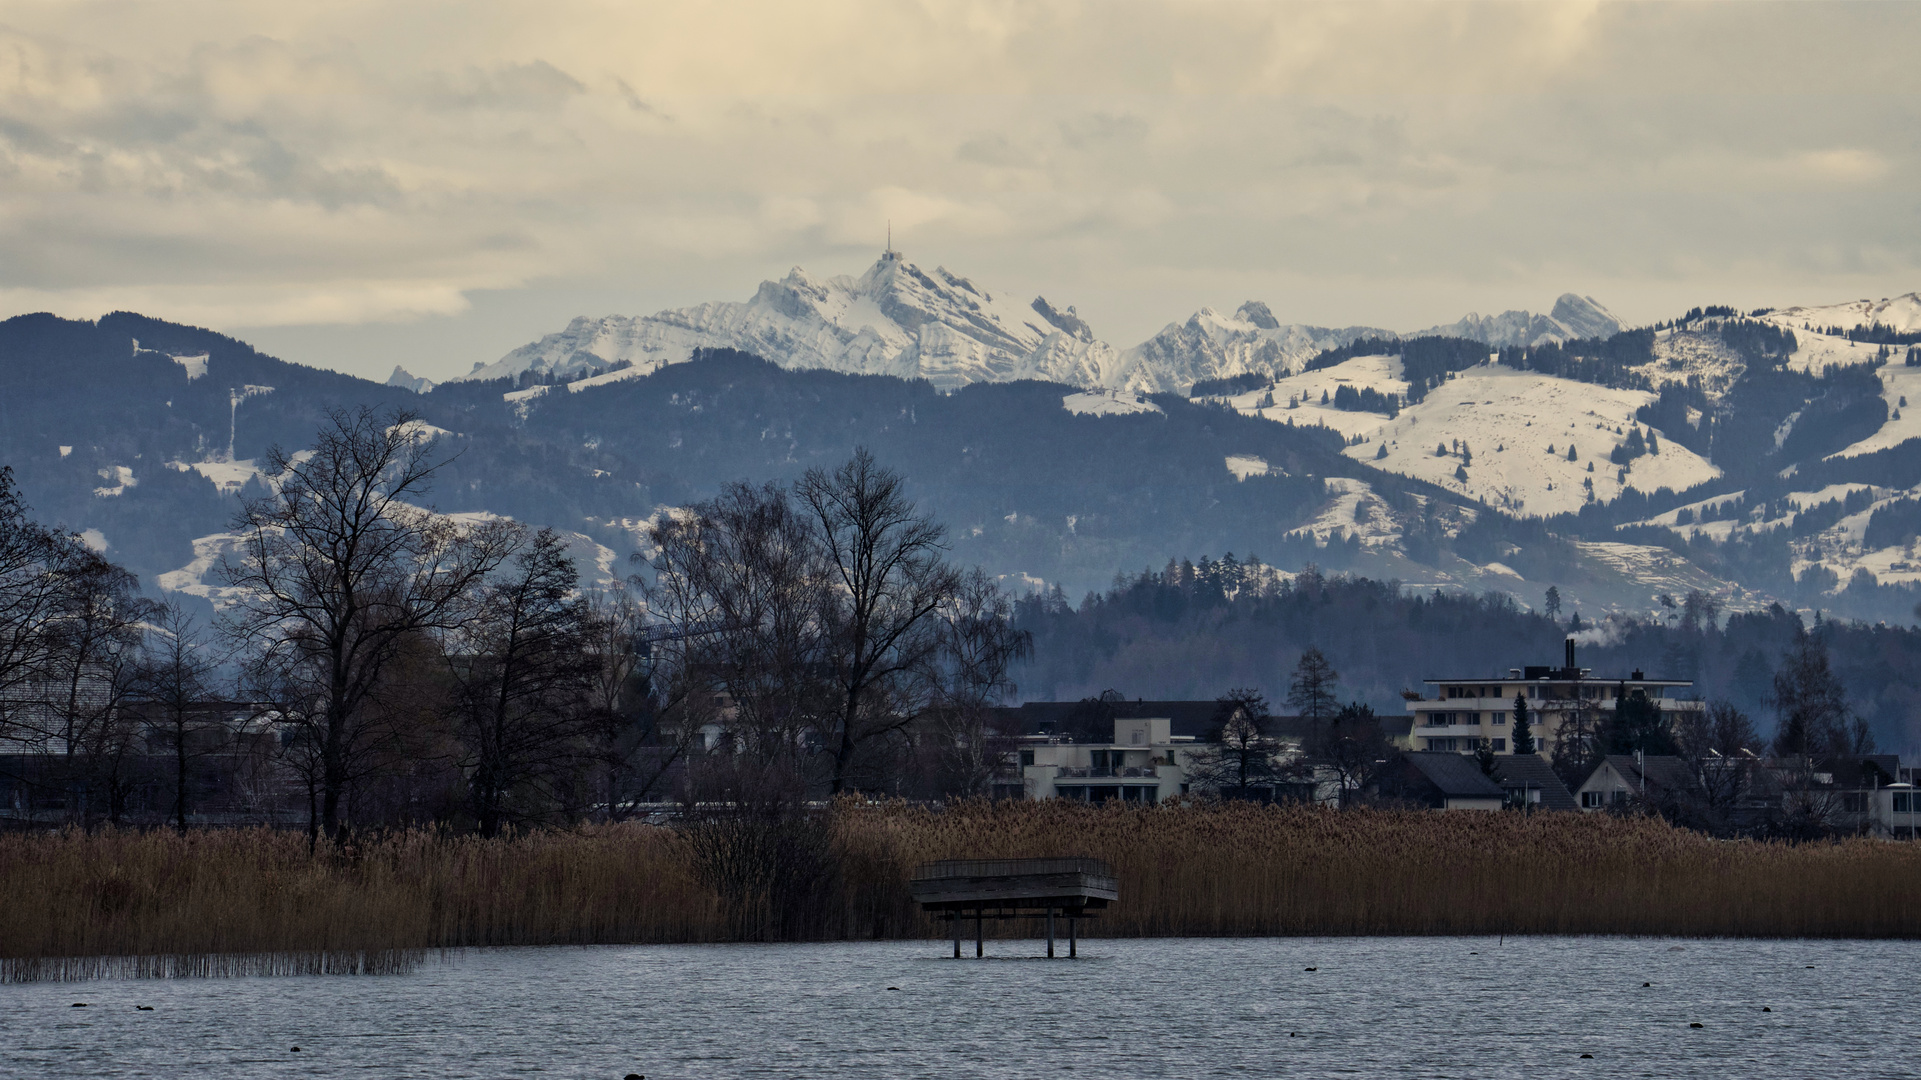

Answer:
[6,801,1921,980]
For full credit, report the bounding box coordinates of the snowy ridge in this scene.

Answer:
[462,254,1626,397]
[1412,294,1623,348]
[458,254,1127,394]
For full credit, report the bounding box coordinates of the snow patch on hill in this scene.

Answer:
[1298,477,1402,549]
[1340,363,1719,516]
[1063,389,1163,417]
[92,465,136,497]
[1222,354,1407,440]
[1224,455,1271,481]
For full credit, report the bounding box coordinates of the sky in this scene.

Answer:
[4,1,1921,382]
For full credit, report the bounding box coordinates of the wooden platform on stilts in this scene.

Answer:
[907,857,1118,959]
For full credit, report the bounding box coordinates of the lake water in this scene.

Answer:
[3,936,1916,1079]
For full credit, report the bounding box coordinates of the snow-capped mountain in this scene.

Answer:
[1119,303,1394,392]
[457,252,1124,393]
[1413,294,1623,348]
[386,365,436,394]
[462,253,1625,396]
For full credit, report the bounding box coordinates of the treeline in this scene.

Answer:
[1011,561,1921,753]
[1304,336,1489,404]
[0,411,1029,840]
[1188,372,1270,398]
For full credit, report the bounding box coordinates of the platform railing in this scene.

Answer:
[909,856,1115,883]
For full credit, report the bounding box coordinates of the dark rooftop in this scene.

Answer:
[1398,752,1506,799]
[1489,754,1578,811]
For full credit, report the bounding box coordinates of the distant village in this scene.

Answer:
[985,638,1916,840]
[5,631,1910,841]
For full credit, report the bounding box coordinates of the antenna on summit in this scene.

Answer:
[885,220,897,261]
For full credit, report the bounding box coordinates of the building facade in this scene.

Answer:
[1408,641,1705,760]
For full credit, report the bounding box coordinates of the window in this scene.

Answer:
[1894,793,1911,814]
[1020,750,1034,767]
[1842,792,1868,814]
[1491,739,1506,752]
[1581,791,1603,808]
[1610,790,1628,805]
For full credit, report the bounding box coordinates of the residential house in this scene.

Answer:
[1000,713,1193,804]
[990,700,1414,804]
[1574,753,1701,810]
[1488,752,1578,811]
[1368,751,1506,810]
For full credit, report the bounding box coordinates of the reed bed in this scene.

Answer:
[5,801,1921,980]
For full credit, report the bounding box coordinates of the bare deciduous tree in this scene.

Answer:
[0,468,96,746]
[222,407,515,843]
[797,449,962,794]
[137,603,221,833]
[1309,701,1394,806]
[644,480,825,769]
[928,568,1031,795]
[1674,699,1761,832]
[1190,688,1278,795]
[443,527,598,837]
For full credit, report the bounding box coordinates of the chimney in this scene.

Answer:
[1565,638,1576,670]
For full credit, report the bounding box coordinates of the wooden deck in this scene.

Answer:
[908,857,1118,958]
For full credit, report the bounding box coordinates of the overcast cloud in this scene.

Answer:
[4,1,1919,380]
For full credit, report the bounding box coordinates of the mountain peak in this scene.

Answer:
[1549,293,1623,340]
[386,366,435,394]
[1236,301,1282,330]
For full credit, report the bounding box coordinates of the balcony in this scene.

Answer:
[1056,766,1158,779]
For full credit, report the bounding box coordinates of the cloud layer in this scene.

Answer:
[4,1,1920,378]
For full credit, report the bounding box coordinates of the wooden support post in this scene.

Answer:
[952,913,960,959]
[1046,907,1055,958]
[1069,914,1077,958]
[975,906,983,958]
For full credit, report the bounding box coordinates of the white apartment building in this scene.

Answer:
[1008,714,1196,804]
[1408,640,1706,758]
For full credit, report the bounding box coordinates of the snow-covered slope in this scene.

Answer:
[1331,362,1719,516]
[1062,389,1163,417]
[1769,292,1921,336]
[1218,354,1409,440]
[459,253,1125,393]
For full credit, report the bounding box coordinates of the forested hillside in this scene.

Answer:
[1012,562,1921,754]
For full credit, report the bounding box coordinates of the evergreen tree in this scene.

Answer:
[1511,691,1534,755]
[1543,586,1562,620]
[1286,647,1340,725]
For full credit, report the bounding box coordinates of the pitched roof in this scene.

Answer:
[1811,755,1902,787]
[1586,754,1699,796]
[996,700,1229,739]
[1399,751,1506,798]
[1488,754,1578,811]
